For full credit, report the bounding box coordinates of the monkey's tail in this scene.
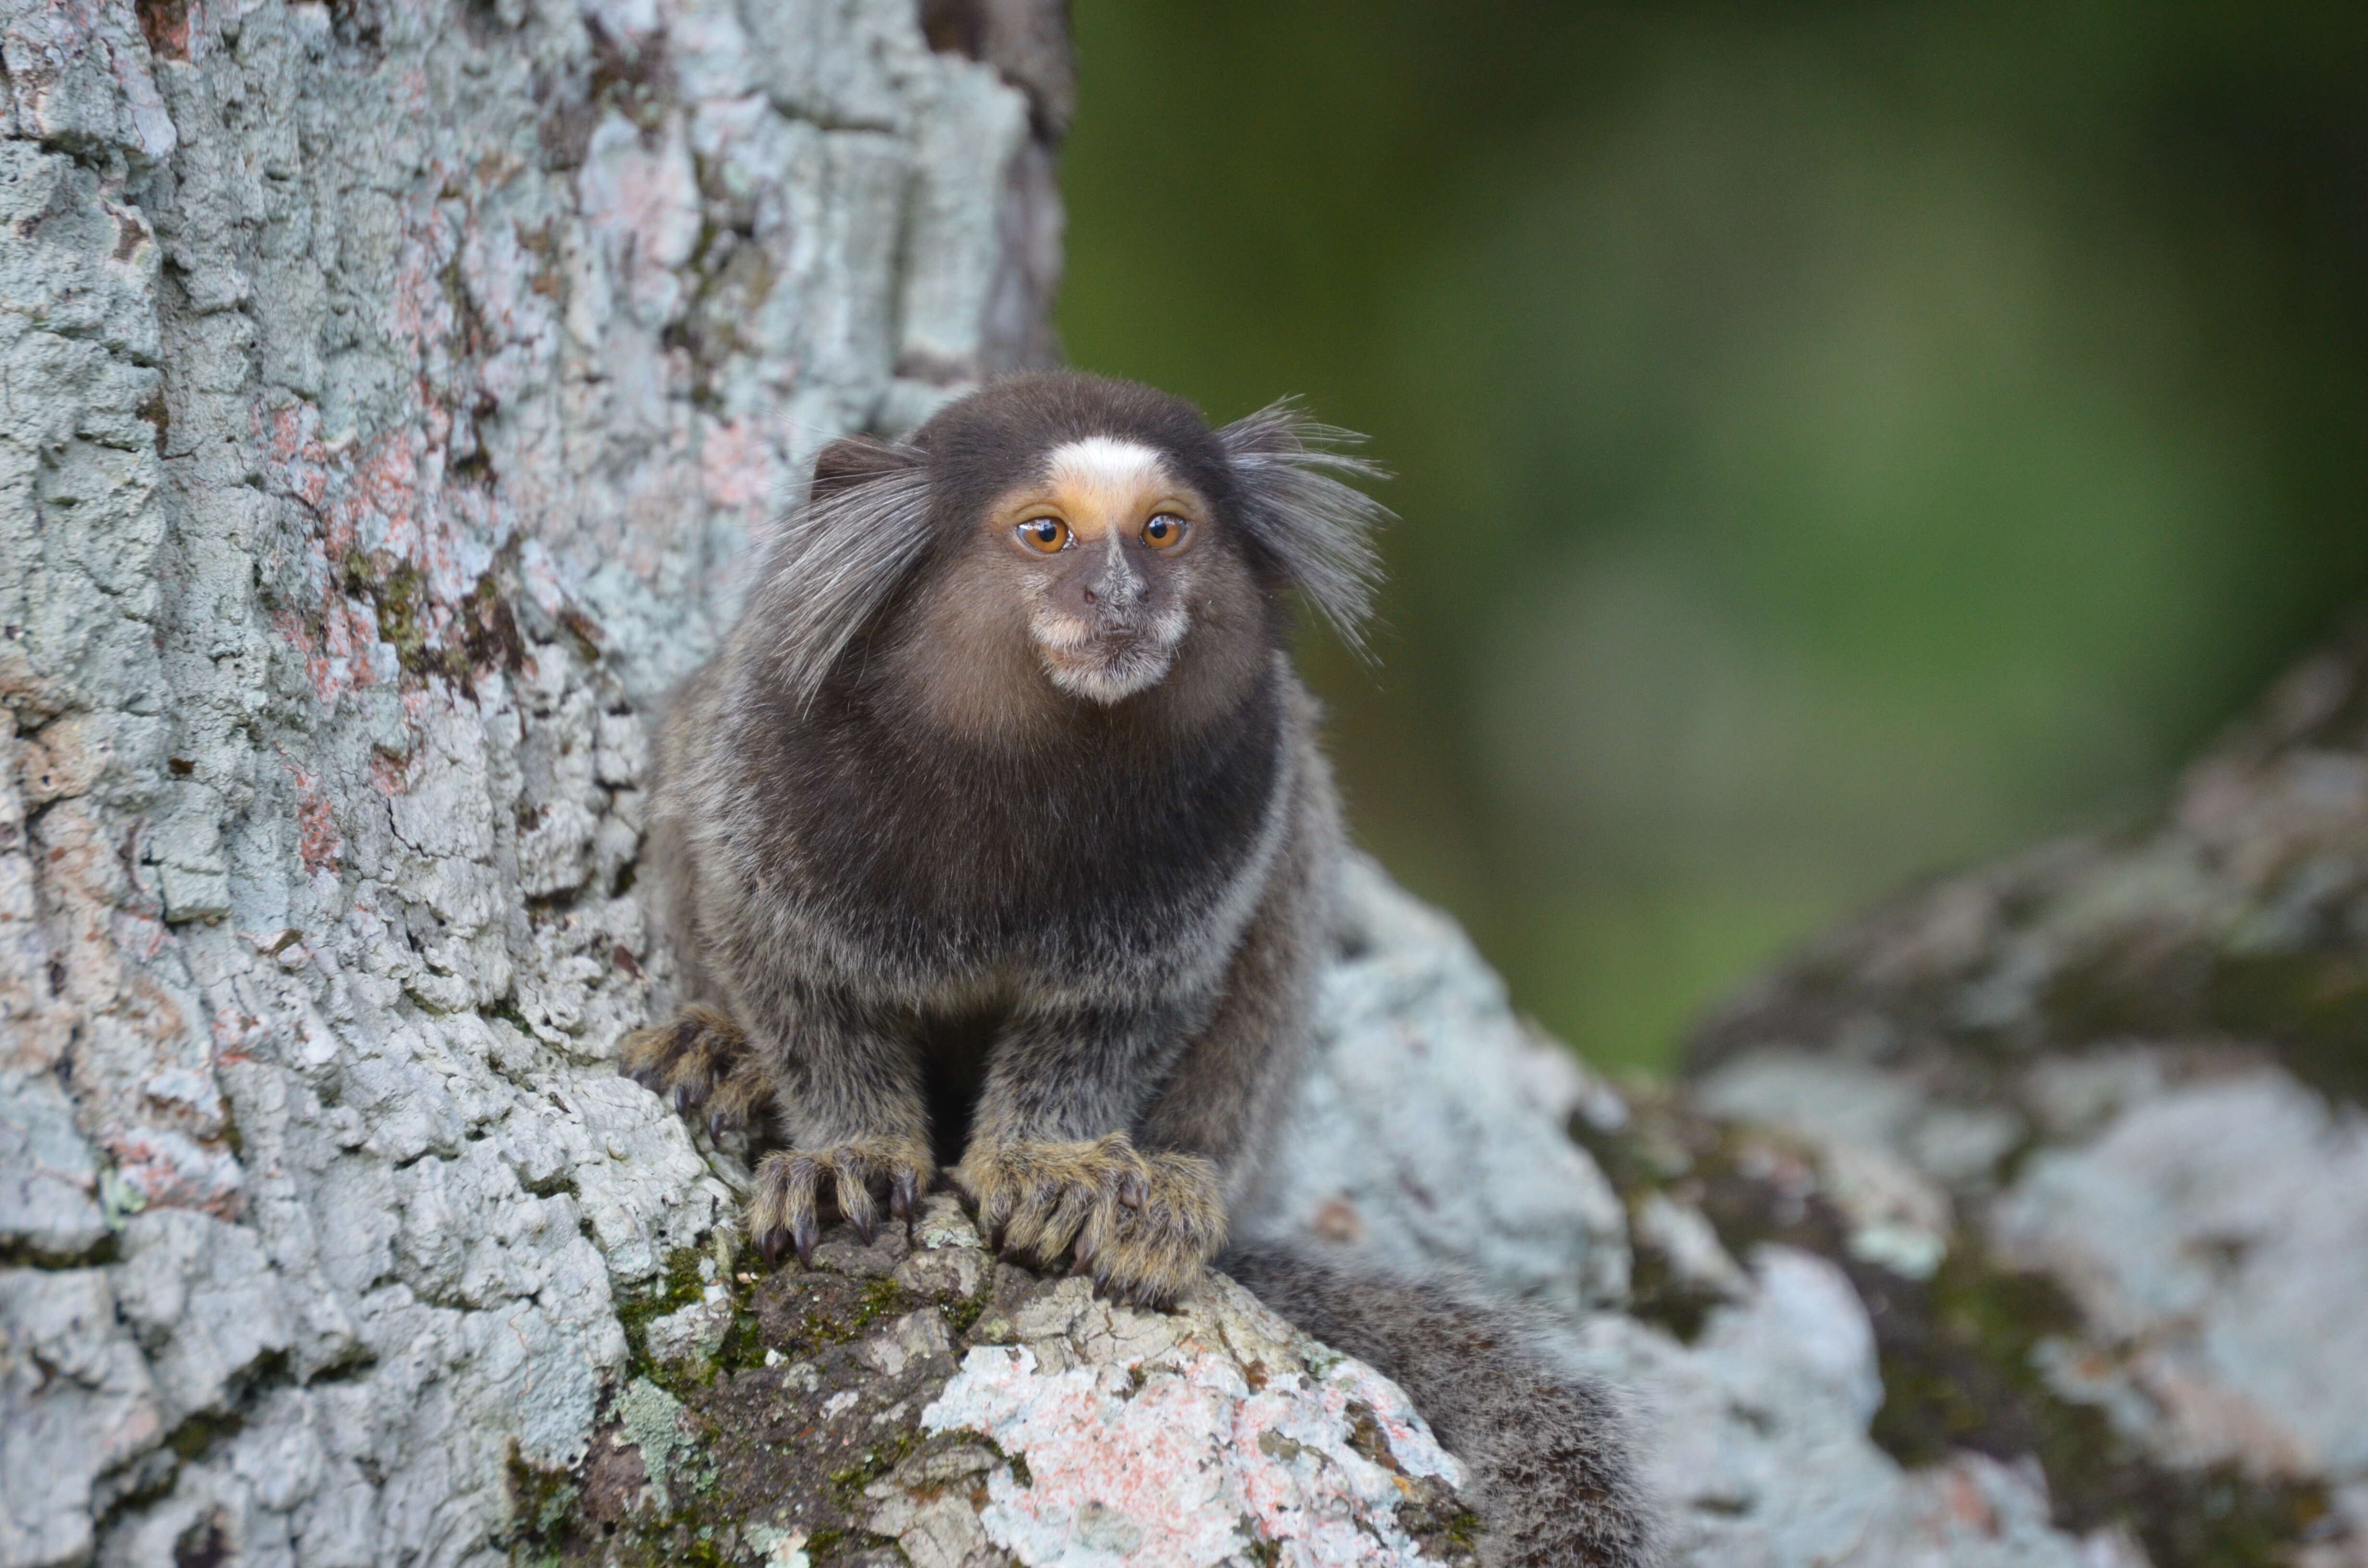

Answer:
[1220,1238,1658,1568]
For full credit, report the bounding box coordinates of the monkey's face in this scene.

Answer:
[981,436,1214,705]
[776,375,1380,736]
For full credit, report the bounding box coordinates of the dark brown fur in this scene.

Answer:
[622,371,1655,1565]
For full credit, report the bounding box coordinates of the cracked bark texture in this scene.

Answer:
[0,0,1064,1561]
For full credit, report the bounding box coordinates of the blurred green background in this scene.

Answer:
[1057,1,2368,1077]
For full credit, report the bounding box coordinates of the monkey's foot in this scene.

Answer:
[619,1005,773,1141]
[954,1135,1225,1309]
[748,1137,935,1266]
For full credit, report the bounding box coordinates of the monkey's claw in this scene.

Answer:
[748,1138,936,1266]
[953,1135,1224,1309]
[618,1006,772,1138]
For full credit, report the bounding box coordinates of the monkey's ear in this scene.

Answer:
[765,436,934,710]
[807,433,917,501]
[1214,400,1391,655]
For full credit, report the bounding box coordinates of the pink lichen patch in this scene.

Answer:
[271,604,345,710]
[386,175,463,367]
[287,763,342,875]
[331,422,434,564]
[1230,1355,1462,1559]
[370,748,411,799]
[208,995,268,1066]
[924,1347,1246,1566]
[578,110,703,319]
[457,204,549,354]
[109,907,169,963]
[515,538,569,621]
[262,386,513,703]
[1938,1463,1997,1534]
[923,1341,1458,1568]
[260,403,335,521]
[141,1065,227,1138]
[700,417,780,518]
[103,1125,245,1218]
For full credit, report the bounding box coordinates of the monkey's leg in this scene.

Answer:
[954,1003,1224,1308]
[741,989,935,1266]
[1137,782,1327,1210]
[619,1005,775,1140]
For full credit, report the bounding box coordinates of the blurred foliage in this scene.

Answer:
[1058,0,2368,1074]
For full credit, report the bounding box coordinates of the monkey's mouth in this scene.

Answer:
[1031,614,1186,704]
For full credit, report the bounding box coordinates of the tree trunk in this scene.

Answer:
[0,0,1063,1559]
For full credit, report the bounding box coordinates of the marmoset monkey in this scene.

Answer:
[623,372,1653,1567]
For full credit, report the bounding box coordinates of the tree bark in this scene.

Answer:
[0,0,1062,1560]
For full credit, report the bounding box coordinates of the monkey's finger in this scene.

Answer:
[1088,1250,1132,1304]
[1086,1221,1137,1301]
[1073,1200,1124,1279]
[1026,1183,1100,1264]
[889,1167,922,1223]
[620,1048,670,1095]
[1082,1134,1150,1210]
[750,1151,827,1268]
[670,1036,735,1111]
[834,1160,880,1243]
[616,1022,678,1082]
[750,1152,814,1271]
[642,1015,704,1082]
[707,1058,773,1137]
[1012,1150,1106,1259]
[1094,1240,1190,1310]
[973,1185,1016,1252]
[996,1193,1052,1259]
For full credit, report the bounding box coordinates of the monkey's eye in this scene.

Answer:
[1141,514,1189,550]
[1016,517,1070,553]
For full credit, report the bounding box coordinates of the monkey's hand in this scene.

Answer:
[748,1137,934,1266]
[619,1005,774,1142]
[954,1134,1225,1309]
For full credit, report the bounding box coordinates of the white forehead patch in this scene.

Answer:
[1045,436,1170,497]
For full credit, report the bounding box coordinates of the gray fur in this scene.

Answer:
[1225,1241,1659,1568]
[625,371,1654,1566]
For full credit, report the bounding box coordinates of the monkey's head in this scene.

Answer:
[760,373,1387,735]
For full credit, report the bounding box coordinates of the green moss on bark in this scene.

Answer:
[511,1228,994,1567]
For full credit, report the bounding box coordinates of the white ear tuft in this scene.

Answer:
[764,437,934,710]
[1214,400,1391,655]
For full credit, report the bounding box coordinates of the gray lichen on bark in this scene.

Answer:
[1670,628,2368,1568]
[0,0,1061,1560]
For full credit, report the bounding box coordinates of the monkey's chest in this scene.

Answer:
[814,813,1248,980]
[777,700,1285,985]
